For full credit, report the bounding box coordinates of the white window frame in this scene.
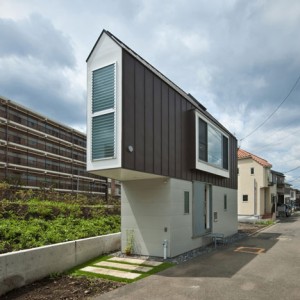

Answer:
[195,111,230,178]
[91,63,117,161]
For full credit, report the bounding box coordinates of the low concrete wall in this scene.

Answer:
[0,232,121,296]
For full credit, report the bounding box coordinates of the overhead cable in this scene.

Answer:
[283,166,300,174]
[239,73,300,142]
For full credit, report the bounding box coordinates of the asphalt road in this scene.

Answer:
[94,212,300,300]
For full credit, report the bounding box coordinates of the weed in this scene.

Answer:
[49,272,62,279]
[256,220,274,225]
[125,229,134,255]
[0,199,120,253]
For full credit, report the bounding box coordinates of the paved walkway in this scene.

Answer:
[93,212,300,300]
[80,257,162,280]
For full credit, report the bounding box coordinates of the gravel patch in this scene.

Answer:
[111,230,250,265]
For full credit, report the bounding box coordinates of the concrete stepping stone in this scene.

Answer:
[95,261,152,272]
[80,266,141,280]
[108,257,163,266]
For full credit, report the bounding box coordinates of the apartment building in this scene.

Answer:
[0,96,108,195]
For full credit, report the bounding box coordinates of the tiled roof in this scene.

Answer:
[238,148,272,168]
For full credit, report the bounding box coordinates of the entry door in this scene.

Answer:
[193,181,212,237]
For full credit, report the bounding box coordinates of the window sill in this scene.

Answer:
[196,160,229,178]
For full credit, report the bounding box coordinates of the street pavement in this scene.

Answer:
[94,212,300,300]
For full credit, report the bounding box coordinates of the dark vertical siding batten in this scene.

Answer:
[161,82,169,176]
[175,94,182,178]
[186,103,193,181]
[134,61,145,171]
[168,88,176,178]
[153,76,162,175]
[122,51,135,169]
[144,69,154,173]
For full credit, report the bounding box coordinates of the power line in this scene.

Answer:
[239,72,300,142]
[283,166,300,174]
[289,175,300,183]
[251,126,300,153]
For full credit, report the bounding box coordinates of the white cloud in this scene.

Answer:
[263,0,300,26]
[1,0,300,187]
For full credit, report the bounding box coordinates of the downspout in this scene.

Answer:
[163,240,168,260]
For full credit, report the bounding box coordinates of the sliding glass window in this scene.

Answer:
[198,117,229,170]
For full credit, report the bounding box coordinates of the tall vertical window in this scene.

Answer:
[91,63,116,160]
[198,118,207,162]
[198,117,228,170]
[204,185,211,230]
[184,191,189,214]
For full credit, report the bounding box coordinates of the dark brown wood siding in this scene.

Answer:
[122,50,237,189]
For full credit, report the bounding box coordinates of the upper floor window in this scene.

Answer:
[91,63,116,160]
[196,112,229,178]
[251,167,254,175]
[243,195,248,202]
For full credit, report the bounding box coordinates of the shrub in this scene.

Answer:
[0,197,121,253]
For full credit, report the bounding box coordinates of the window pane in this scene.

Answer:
[224,194,227,210]
[184,191,189,214]
[92,113,115,160]
[92,64,115,113]
[207,124,222,168]
[223,135,228,170]
[198,118,207,161]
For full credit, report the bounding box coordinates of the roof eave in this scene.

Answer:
[86,29,107,62]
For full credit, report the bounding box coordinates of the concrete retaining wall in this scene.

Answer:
[0,232,121,296]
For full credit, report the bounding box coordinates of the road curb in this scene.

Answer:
[248,220,278,237]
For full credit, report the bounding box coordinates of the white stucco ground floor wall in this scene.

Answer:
[121,178,237,258]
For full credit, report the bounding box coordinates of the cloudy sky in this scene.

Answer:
[1,0,300,187]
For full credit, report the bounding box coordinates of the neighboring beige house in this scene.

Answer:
[238,149,276,219]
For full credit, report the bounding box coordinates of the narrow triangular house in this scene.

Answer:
[86,30,238,257]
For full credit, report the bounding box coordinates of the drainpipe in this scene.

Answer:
[163,240,168,259]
